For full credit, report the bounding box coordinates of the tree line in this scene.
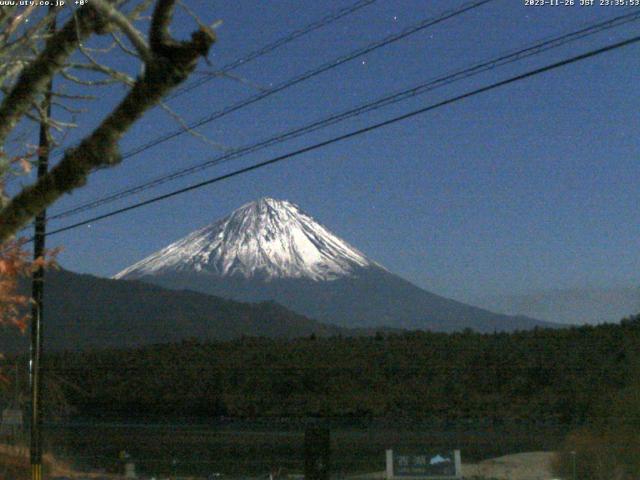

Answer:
[28,316,640,425]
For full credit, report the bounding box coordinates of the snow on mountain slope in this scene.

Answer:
[115,198,374,282]
[114,198,560,332]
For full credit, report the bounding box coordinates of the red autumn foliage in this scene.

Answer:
[0,151,58,384]
[0,239,32,335]
[0,239,60,338]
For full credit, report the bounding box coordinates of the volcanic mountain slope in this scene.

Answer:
[477,287,640,325]
[116,198,559,332]
[0,269,346,353]
[116,196,374,281]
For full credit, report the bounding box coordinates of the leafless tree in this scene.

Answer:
[0,0,216,243]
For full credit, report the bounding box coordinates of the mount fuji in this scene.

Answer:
[116,198,558,332]
[116,197,374,282]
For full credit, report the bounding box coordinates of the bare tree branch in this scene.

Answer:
[52,100,87,116]
[0,0,215,241]
[158,100,231,151]
[195,69,270,93]
[0,5,37,45]
[60,69,123,86]
[51,91,97,101]
[0,4,116,148]
[111,31,142,58]
[127,0,155,21]
[90,0,152,62]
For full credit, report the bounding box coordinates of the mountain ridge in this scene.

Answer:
[116,198,560,332]
[142,266,557,332]
[115,198,375,282]
[1,268,354,353]
[476,286,640,325]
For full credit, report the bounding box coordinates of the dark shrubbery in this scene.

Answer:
[6,317,635,424]
[553,384,640,480]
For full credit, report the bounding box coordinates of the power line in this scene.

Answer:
[42,0,378,159]
[41,33,640,239]
[167,0,379,100]
[115,0,495,160]
[12,0,493,233]
[0,0,374,222]
[47,10,640,222]
[6,2,377,197]
[24,0,493,227]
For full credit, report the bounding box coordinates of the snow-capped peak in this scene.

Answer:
[114,198,375,281]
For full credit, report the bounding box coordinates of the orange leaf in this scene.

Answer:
[18,158,32,174]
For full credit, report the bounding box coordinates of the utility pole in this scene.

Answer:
[304,424,330,480]
[30,6,56,480]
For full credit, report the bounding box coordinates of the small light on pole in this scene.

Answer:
[570,450,577,480]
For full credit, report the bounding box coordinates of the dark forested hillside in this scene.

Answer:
[35,317,640,424]
[0,269,347,353]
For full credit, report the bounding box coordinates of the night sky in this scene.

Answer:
[12,0,640,303]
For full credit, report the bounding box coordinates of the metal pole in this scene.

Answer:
[304,425,330,480]
[30,7,55,480]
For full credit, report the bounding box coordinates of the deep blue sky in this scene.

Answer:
[13,0,640,303]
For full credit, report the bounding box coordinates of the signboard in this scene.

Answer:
[386,450,461,479]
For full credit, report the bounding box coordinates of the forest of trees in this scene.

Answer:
[27,316,639,424]
[2,315,639,478]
